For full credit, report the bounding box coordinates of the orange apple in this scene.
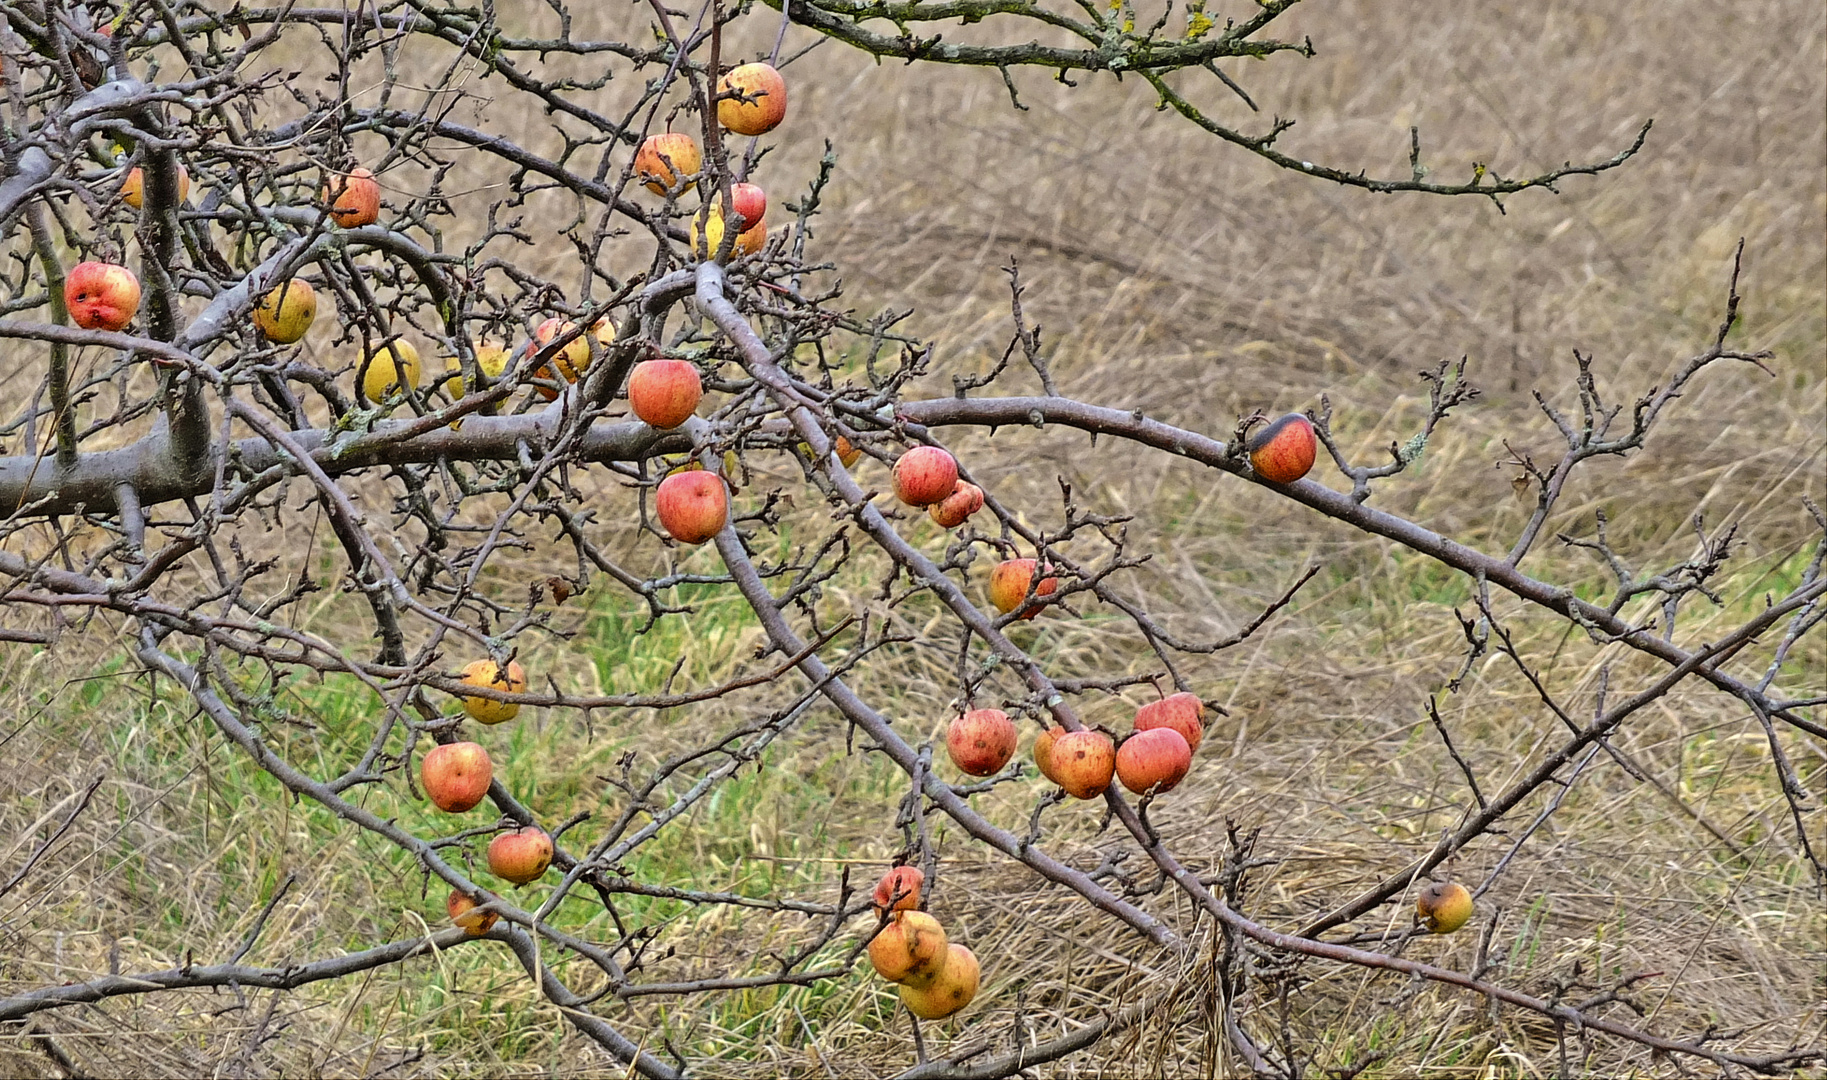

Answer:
[898,944,980,1020]
[928,481,984,528]
[120,164,190,209]
[1032,725,1067,784]
[987,558,1058,620]
[1133,692,1204,754]
[359,339,421,403]
[634,132,702,194]
[1114,727,1192,795]
[64,262,141,331]
[834,435,862,468]
[487,826,554,884]
[1048,730,1114,799]
[728,182,766,234]
[447,890,499,935]
[946,708,1018,777]
[891,446,958,507]
[868,910,948,985]
[627,358,702,429]
[325,166,381,227]
[459,658,527,725]
[690,206,767,259]
[872,865,924,914]
[717,62,787,136]
[1416,881,1474,934]
[421,741,492,813]
[252,279,316,344]
[1247,413,1317,484]
[655,470,729,544]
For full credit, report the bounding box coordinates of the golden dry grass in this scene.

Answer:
[1,0,1823,1076]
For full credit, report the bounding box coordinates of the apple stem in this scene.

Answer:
[906,1009,926,1062]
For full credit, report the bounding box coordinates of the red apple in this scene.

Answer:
[872,866,924,914]
[1133,692,1205,754]
[892,446,958,507]
[868,910,947,985]
[655,470,729,544]
[1032,725,1067,784]
[447,890,499,935]
[1247,413,1317,484]
[1049,730,1115,799]
[325,166,380,227]
[928,481,984,529]
[1115,727,1192,795]
[421,741,492,813]
[634,132,702,194]
[64,262,141,331]
[717,62,787,136]
[627,359,702,429]
[987,558,1058,620]
[947,708,1018,777]
[487,826,554,884]
[898,944,980,1020]
[728,182,766,234]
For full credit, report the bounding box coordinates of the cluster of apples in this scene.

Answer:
[866,866,981,1020]
[1029,691,1204,800]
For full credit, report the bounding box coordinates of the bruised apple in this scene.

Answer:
[1134,692,1205,754]
[1248,413,1318,484]
[898,944,980,1020]
[487,826,554,884]
[1032,725,1068,784]
[64,262,141,331]
[946,708,1018,777]
[987,558,1058,620]
[655,470,729,544]
[421,741,492,813]
[717,62,787,136]
[1114,728,1192,795]
[447,890,499,935]
[891,446,958,507]
[872,866,924,914]
[325,166,381,227]
[252,279,316,344]
[634,132,702,194]
[627,358,702,429]
[834,435,862,468]
[928,481,983,529]
[460,658,527,725]
[1416,881,1474,934]
[868,910,947,985]
[1048,730,1114,799]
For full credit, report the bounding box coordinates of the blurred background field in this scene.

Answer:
[0,0,1821,1075]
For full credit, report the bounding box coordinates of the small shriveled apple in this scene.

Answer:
[1133,691,1205,754]
[447,890,499,935]
[64,262,141,331]
[872,865,924,914]
[1248,413,1318,484]
[459,658,527,725]
[1114,728,1192,795]
[868,910,948,985]
[987,558,1058,620]
[1416,881,1474,934]
[1032,725,1068,784]
[422,741,492,813]
[928,481,984,529]
[360,339,421,403]
[252,279,316,344]
[634,132,702,194]
[627,358,703,429]
[325,166,381,227]
[655,470,729,544]
[1049,730,1115,799]
[717,62,787,136]
[120,163,190,209]
[487,826,554,884]
[898,944,980,1020]
[892,446,959,507]
[834,436,862,468]
[947,708,1018,777]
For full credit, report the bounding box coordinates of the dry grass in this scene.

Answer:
[1,0,1823,1076]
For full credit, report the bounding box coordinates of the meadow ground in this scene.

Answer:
[0,0,1822,1076]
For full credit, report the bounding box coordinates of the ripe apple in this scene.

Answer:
[459,658,526,725]
[447,890,499,935]
[1114,727,1192,795]
[634,132,702,194]
[1247,413,1318,484]
[987,558,1058,620]
[252,279,316,344]
[325,166,381,227]
[891,446,958,507]
[64,262,141,332]
[1416,881,1474,934]
[655,470,729,544]
[534,316,591,382]
[834,435,862,468]
[487,826,554,884]
[627,358,703,429]
[360,338,421,403]
[1134,692,1204,754]
[717,62,787,136]
[898,944,980,1020]
[928,481,984,529]
[690,206,767,259]
[946,708,1018,777]
[421,741,492,813]
[872,865,924,914]
[442,342,512,396]
[728,182,766,235]
[1048,730,1114,799]
[1032,725,1067,784]
[120,164,190,209]
[868,910,948,985]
